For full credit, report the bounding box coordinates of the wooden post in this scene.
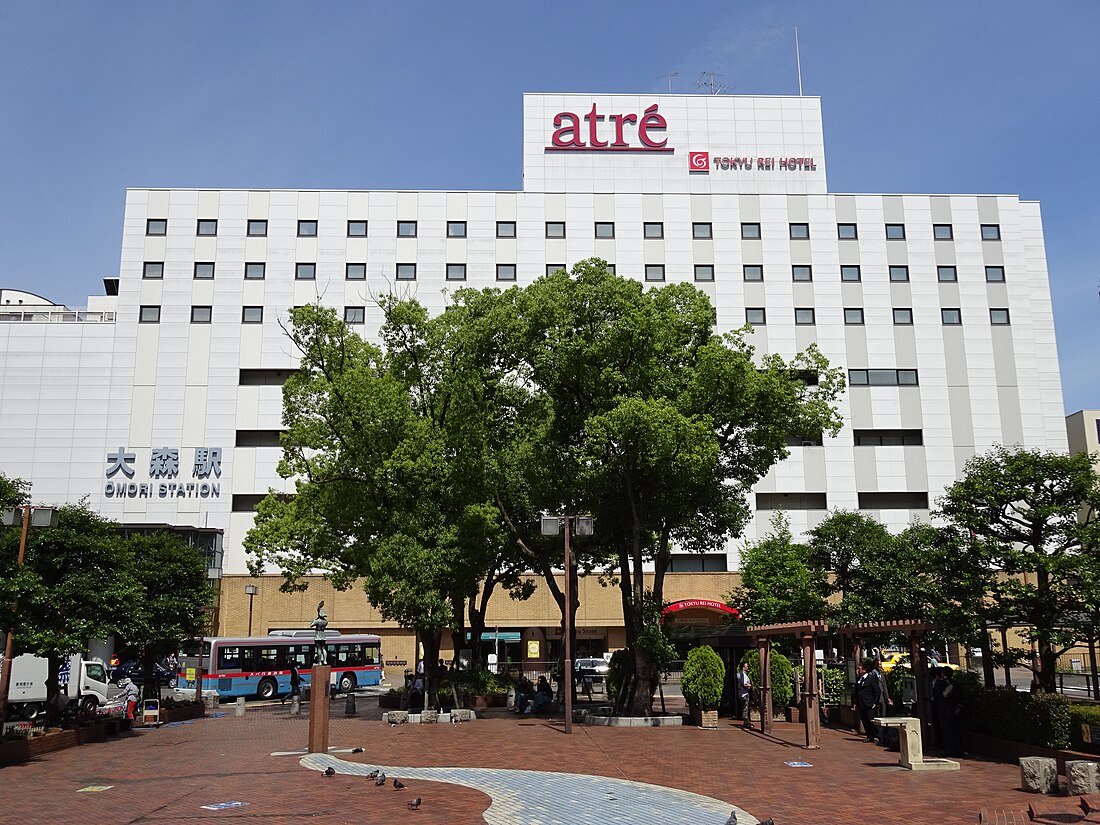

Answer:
[909,633,931,743]
[757,637,772,735]
[308,665,331,754]
[851,634,863,735]
[802,631,820,749]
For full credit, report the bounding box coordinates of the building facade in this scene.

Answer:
[0,93,1068,669]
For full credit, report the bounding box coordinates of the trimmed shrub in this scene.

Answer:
[741,648,795,710]
[820,666,847,705]
[1068,703,1100,751]
[437,669,512,696]
[968,685,1071,750]
[682,646,726,711]
[606,648,631,702]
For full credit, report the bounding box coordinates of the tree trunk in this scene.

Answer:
[1036,569,1057,693]
[142,648,162,703]
[421,630,442,709]
[44,652,62,726]
[979,626,997,688]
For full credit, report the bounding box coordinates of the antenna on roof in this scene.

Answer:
[795,27,804,96]
[697,72,728,95]
[658,71,679,93]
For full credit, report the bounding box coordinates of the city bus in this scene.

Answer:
[178,632,383,700]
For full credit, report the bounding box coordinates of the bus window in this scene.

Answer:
[366,645,380,665]
[255,647,280,670]
[288,644,310,667]
[218,646,244,672]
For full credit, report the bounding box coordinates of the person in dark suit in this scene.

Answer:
[852,659,882,743]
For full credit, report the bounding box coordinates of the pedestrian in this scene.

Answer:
[852,659,882,743]
[872,658,891,738]
[736,661,754,729]
[931,666,963,755]
[119,676,140,721]
[283,662,301,704]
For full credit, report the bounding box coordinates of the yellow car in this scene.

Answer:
[879,653,958,673]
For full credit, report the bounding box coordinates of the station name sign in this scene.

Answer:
[102,445,223,499]
[546,103,672,152]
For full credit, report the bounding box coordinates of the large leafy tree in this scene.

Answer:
[0,471,31,632]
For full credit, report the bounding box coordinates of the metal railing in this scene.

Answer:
[0,309,116,323]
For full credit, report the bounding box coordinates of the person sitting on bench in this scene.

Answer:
[528,676,553,714]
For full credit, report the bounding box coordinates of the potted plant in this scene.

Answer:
[682,645,725,729]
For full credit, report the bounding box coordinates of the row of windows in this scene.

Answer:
[747,307,1011,326]
[755,491,932,511]
[145,217,1003,243]
[140,305,366,325]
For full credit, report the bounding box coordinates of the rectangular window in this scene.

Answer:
[694,264,714,282]
[297,220,318,237]
[344,306,365,325]
[848,369,919,386]
[885,223,906,240]
[247,219,268,237]
[239,368,296,385]
[941,307,962,325]
[743,264,764,282]
[889,265,910,282]
[546,264,566,275]
[990,308,1011,325]
[235,428,284,446]
[139,305,161,323]
[643,222,664,239]
[985,266,1006,283]
[858,491,929,509]
[196,219,217,236]
[933,224,954,240]
[244,262,266,280]
[981,224,1001,241]
[347,220,367,237]
[545,221,566,239]
[242,306,263,323]
[346,263,366,280]
[295,263,316,280]
[893,308,914,325]
[644,264,665,282]
[692,222,713,239]
[792,265,813,282]
[142,262,164,279]
[666,553,728,573]
[746,308,766,325]
[794,307,816,325]
[496,221,516,238]
[146,218,167,236]
[446,263,467,281]
[844,308,865,325]
[937,266,958,282]
[854,429,924,446]
[756,492,828,510]
[594,222,615,239]
[447,221,467,238]
[785,433,824,447]
[397,220,417,237]
[190,305,212,324]
[840,265,862,282]
[789,223,810,240]
[741,222,761,240]
[396,263,416,281]
[194,262,215,280]
[837,223,858,240]
[496,263,516,281]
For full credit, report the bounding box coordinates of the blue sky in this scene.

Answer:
[1,2,1096,412]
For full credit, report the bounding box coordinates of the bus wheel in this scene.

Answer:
[339,673,357,693]
[257,678,278,700]
[80,695,98,714]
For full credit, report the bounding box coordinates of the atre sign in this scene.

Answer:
[546,103,672,152]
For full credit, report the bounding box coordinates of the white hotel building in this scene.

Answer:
[0,93,1067,656]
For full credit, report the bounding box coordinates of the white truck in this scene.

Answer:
[1,653,113,721]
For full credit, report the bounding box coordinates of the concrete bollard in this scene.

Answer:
[235,696,246,717]
[1020,756,1058,794]
[345,693,357,716]
[1067,761,1100,795]
[290,696,301,717]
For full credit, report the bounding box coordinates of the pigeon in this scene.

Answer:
[407,797,422,810]
[451,715,459,725]
[375,772,387,786]
[393,778,406,790]
[758,819,774,825]
[351,747,364,753]
[366,769,379,779]
[323,766,336,777]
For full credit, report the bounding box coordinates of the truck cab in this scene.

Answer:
[3,653,113,721]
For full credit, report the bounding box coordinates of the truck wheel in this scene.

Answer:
[80,696,98,714]
[22,703,43,722]
[339,673,357,693]
[257,678,278,700]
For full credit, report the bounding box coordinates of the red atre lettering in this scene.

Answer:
[547,103,673,152]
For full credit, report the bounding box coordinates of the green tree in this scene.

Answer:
[807,510,895,622]
[681,645,725,711]
[0,471,31,630]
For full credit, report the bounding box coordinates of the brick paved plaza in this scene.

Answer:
[0,702,1056,824]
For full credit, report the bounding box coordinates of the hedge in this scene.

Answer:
[741,648,794,710]
[966,685,1071,750]
[1068,703,1100,751]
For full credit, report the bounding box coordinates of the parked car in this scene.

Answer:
[111,660,178,688]
[879,653,958,673]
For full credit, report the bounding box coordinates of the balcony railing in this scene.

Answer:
[0,309,115,323]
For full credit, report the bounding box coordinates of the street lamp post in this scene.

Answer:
[244,584,258,637]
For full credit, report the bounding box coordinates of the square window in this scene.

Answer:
[844,308,865,325]
[545,264,566,276]
[789,223,810,240]
[694,264,714,282]
[545,222,566,239]
[643,222,664,239]
[985,266,1006,283]
[347,220,368,237]
[885,223,906,240]
[692,222,713,239]
[194,262,215,279]
[594,222,615,239]
[644,264,665,282]
[496,263,517,281]
[792,265,813,282]
[346,263,366,281]
[848,370,869,385]
[841,265,862,282]
[837,223,858,239]
[344,306,365,325]
[446,263,467,281]
[933,224,954,240]
[743,264,764,282]
[605,263,616,274]
[941,308,962,325]
[893,308,914,325]
[139,305,161,323]
[741,222,761,240]
[191,305,212,324]
[990,308,1011,325]
[937,266,958,282]
[244,262,266,280]
[794,307,816,325]
[447,221,467,238]
[295,263,316,280]
[197,219,217,236]
[889,265,910,282]
[297,220,318,237]
[146,218,167,236]
[242,306,263,323]
[247,219,268,237]
[981,224,1001,241]
[898,370,919,386]
[397,221,417,237]
[746,308,766,325]
[496,221,516,238]
[142,262,164,279]
[396,263,417,281]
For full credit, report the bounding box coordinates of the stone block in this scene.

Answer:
[420,709,439,724]
[1020,756,1058,794]
[1066,760,1100,795]
[384,711,409,725]
[451,708,475,723]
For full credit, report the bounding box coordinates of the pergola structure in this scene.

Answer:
[745,620,830,749]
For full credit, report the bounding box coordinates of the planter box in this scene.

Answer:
[470,693,507,710]
[156,704,205,725]
[0,721,110,766]
[689,706,719,729]
[378,693,402,710]
[585,714,682,728]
